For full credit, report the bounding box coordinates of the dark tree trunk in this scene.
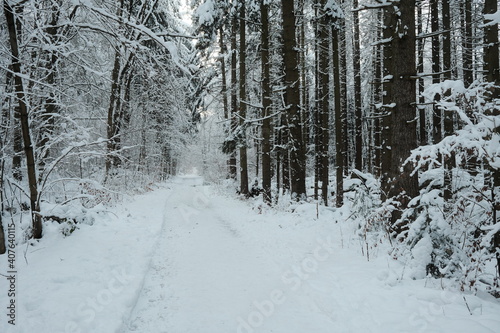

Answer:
[383,1,419,214]
[318,0,330,206]
[417,2,426,145]
[239,0,249,196]
[353,0,362,171]
[219,27,231,177]
[372,8,383,177]
[281,113,290,193]
[220,27,229,120]
[332,19,343,208]
[10,9,23,181]
[483,0,500,279]
[4,0,42,239]
[461,0,473,88]
[430,0,442,144]
[281,0,306,199]
[299,0,309,152]
[380,5,395,199]
[229,14,238,179]
[483,0,500,89]
[314,0,320,201]
[12,107,22,181]
[37,0,62,180]
[105,50,122,177]
[442,0,454,202]
[261,0,272,203]
[340,6,348,174]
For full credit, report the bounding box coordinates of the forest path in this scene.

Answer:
[119,180,500,333]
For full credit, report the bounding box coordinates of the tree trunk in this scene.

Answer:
[483,0,500,89]
[105,50,122,177]
[493,169,500,279]
[219,27,231,178]
[332,19,343,208]
[339,4,348,174]
[4,0,42,239]
[353,0,362,171]
[105,0,128,178]
[382,1,419,217]
[299,0,309,152]
[372,8,383,177]
[37,0,61,180]
[314,0,320,201]
[318,0,330,206]
[239,0,249,196]
[230,14,238,179]
[461,0,473,88]
[261,0,272,203]
[417,2,426,145]
[10,9,22,181]
[281,113,290,193]
[430,0,442,144]
[380,5,395,199]
[281,0,306,199]
[442,0,454,202]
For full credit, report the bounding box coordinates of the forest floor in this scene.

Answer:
[2,177,500,333]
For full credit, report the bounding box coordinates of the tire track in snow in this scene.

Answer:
[118,187,177,332]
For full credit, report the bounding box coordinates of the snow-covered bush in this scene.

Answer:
[345,170,392,258]
[392,81,500,294]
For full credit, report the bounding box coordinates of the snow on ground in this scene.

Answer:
[2,177,500,333]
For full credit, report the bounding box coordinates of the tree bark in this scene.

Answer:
[238,0,249,195]
[4,0,42,239]
[383,1,419,214]
[281,0,306,199]
[318,0,330,206]
[339,3,348,174]
[430,0,442,144]
[417,2,426,145]
[261,0,272,203]
[483,0,500,89]
[461,0,473,88]
[37,0,62,180]
[230,14,238,179]
[332,18,343,208]
[353,0,362,171]
[219,27,231,178]
[442,0,454,202]
[380,5,395,199]
[105,50,122,177]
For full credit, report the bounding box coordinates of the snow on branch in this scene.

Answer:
[482,10,500,26]
[352,1,394,12]
[77,1,194,75]
[405,81,500,175]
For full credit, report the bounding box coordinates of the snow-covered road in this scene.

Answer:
[3,179,500,333]
[119,182,500,333]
